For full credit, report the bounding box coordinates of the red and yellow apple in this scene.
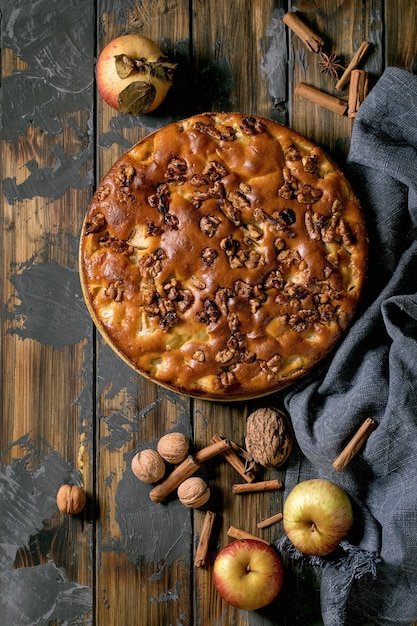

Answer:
[96,34,176,115]
[283,478,353,556]
[213,539,284,611]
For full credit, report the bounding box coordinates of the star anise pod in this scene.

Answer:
[318,51,345,79]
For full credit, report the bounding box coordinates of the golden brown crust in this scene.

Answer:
[79,113,368,400]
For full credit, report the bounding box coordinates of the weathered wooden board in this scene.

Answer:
[1,1,417,625]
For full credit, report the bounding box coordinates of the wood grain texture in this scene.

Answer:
[2,1,417,625]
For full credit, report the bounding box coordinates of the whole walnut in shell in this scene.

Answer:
[157,432,189,465]
[131,449,166,484]
[177,476,210,508]
[56,484,87,515]
[245,407,293,468]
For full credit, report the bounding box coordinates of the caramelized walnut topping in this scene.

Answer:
[165,156,187,182]
[116,163,135,186]
[215,286,234,315]
[260,354,282,380]
[99,234,134,256]
[285,144,301,161]
[95,185,111,201]
[85,212,106,234]
[138,248,166,278]
[277,248,301,265]
[148,182,170,214]
[146,219,162,236]
[201,247,218,265]
[189,174,209,187]
[104,280,124,302]
[302,154,318,173]
[218,197,241,226]
[240,116,266,135]
[228,190,251,211]
[192,350,205,362]
[195,299,220,324]
[190,275,206,290]
[214,369,236,388]
[163,212,179,230]
[264,270,285,290]
[199,215,221,237]
[295,184,323,204]
[116,189,136,203]
[193,121,236,142]
[203,160,228,181]
[273,208,296,226]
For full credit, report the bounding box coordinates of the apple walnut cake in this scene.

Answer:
[79,113,368,399]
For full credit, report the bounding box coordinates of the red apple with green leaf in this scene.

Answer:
[283,478,353,556]
[96,34,177,115]
[213,539,284,611]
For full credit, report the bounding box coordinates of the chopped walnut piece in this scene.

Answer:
[245,250,264,269]
[215,346,236,363]
[99,235,134,256]
[189,174,209,187]
[148,182,170,214]
[95,185,111,201]
[227,312,240,332]
[85,212,106,234]
[305,209,321,240]
[195,299,220,324]
[203,160,228,181]
[264,270,284,290]
[193,350,205,362]
[193,121,235,141]
[191,275,206,290]
[218,197,241,226]
[146,219,162,236]
[285,144,301,160]
[240,116,266,134]
[199,215,221,237]
[163,212,179,230]
[277,248,301,265]
[278,168,299,199]
[201,247,218,265]
[165,156,187,182]
[116,163,135,186]
[245,224,262,241]
[302,154,318,173]
[104,280,124,302]
[295,184,323,204]
[228,190,251,211]
[177,289,194,313]
[219,369,236,387]
[215,287,234,316]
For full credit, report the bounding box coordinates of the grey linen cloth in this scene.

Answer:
[278,67,417,626]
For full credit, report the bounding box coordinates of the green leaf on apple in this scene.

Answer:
[118,81,156,115]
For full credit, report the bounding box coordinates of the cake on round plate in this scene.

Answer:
[79,113,368,400]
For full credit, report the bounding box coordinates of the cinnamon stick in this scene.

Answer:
[210,434,256,483]
[149,455,200,502]
[283,11,324,53]
[227,525,270,545]
[348,69,369,118]
[257,512,283,529]
[295,82,348,116]
[194,510,216,567]
[149,439,232,502]
[195,438,232,462]
[332,417,376,472]
[232,479,283,494]
[335,41,371,91]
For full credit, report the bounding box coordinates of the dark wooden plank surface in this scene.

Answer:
[1,1,417,624]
